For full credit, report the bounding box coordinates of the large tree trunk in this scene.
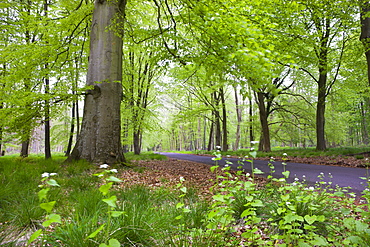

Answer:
[256,92,271,152]
[360,1,370,86]
[68,0,126,164]
[316,38,329,151]
[360,1,370,145]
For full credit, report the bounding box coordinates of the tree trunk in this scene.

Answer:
[360,1,370,146]
[256,92,271,152]
[44,76,51,159]
[220,88,228,151]
[65,102,76,156]
[20,140,30,158]
[361,1,370,86]
[316,73,327,151]
[133,130,141,155]
[249,96,254,144]
[207,120,214,151]
[68,0,126,164]
[233,86,242,151]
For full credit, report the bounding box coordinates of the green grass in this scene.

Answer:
[124,151,168,162]
[1,152,370,246]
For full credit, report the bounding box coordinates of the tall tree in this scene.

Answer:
[68,0,126,164]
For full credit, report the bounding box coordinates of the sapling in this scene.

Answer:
[28,172,61,245]
[86,164,125,247]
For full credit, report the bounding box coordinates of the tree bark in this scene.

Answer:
[360,1,370,86]
[249,96,254,144]
[68,0,126,164]
[65,102,76,156]
[233,86,242,151]
[360,1,370,146]
[20,140,30,158]
[315,24,329,151]
[256,92,271,152]
[220,88,228,151]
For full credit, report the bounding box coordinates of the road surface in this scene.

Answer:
[159,152,369,196]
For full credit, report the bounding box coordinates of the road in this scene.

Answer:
[159,152,369,195]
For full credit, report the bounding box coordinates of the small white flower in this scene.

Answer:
[270,157,274,159]
[246,173,250,177]
[226,155,230,158]
[100,164,109,169]
[308,186,314,190]
[292,182,297,186]
[41,172,50,178]
[283,153,287,156]
[294,177,299,181]
[216,146,221,149]
[50,173,57,176]
[250,141,259,144]
[225,164,229,167]
[302,175,306,178]
[110,169,118,173]
[250,147,255,151]
[211,157,215,160]
[98,174,104,177]
[286,202,291,205]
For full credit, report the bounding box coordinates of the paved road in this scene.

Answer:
[159,152,369,195]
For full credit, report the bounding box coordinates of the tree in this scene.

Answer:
[68,0,126,164]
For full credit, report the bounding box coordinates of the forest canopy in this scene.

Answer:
[0,0,368,158]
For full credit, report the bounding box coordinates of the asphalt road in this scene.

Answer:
[159,152,369,196]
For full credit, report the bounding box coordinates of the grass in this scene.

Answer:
[1,151,370,246]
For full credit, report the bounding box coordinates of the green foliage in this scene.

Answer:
[124,151,168,162]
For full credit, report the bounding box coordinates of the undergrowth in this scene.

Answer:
[0,150,370,246]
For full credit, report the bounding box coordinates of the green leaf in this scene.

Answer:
[108,238,121,247]
[106,176,123,182]
[99,182,113,196]
[253,168,264,174]
[212,194,225,202]
[309,236,328,246]
[42,213,62,227]
[282,171,290,179]
[102,195,117,208]
[38,188,50,202]
[251,199,264,207]
[180,187,187,194]
[46,179,60,187]
[210,165,219,172]
[40,201,56,213]
[28,229,43,244]
[249,151,257,158]
[176,202,184,209]
[86,224,105,239]
[304,215,317,225]
[110,211,125,217]
[99,244,109,247]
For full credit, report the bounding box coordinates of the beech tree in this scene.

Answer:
[68,0,126,164]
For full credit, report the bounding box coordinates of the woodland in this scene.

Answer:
[1,0,370,161]
[4,1,370,246]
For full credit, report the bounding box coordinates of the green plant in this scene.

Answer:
[85,164,125,247]
[28,172,62,245]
